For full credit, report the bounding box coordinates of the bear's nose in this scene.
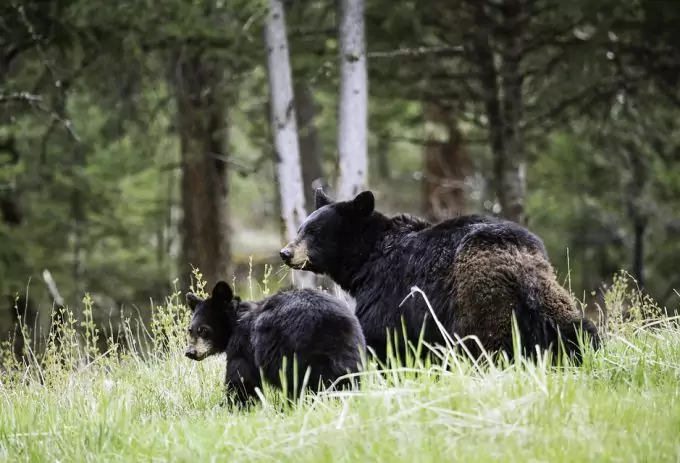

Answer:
[280,247,293,262]
[185,346,197,360]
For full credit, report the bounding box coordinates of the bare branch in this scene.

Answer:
[521,17,589,56]
[0,91,43,104]
[523,79,624,133]
[20,92,80,142]
[158,152,270,178]
[389,134,488,146]
[367,45,465,59]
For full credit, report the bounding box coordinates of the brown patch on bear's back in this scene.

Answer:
[512,249,582,324]
[451,246,519,349]
[451,244,582,351]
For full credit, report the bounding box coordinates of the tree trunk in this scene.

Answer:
[264,0,314,288]
[467,1,506,218]
[71,130,86,315]
[422,104,469,222]
[376,132,391,180]
[632,219,646,289]
[171,49,231,291]
[625,142,648,291]
[0,137,36,361]
[294,81,325,213]
[466,0,527,225]
[498,0,528,225]
[0,136,23,226]
[54,84,86,321]
[336,0,368,200]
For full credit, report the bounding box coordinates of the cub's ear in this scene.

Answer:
[185,292,203,312]
[211,280,234,302]
[314,187,331,210]
[351,190,375,217]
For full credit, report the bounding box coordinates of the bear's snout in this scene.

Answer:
[185,346,198,360]
[280,241,309,269]
[279,246,294,263]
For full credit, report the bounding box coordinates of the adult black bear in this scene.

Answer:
[279,188,600,365]
[185,281,365,407]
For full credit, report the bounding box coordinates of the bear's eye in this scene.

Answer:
[197,326,208,337]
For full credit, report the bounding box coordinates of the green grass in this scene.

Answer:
[1,272,680,462]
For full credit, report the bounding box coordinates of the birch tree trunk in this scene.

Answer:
[264,0,314,288]
[336,0,368,201]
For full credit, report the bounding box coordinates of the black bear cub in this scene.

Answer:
[185,281,366,407]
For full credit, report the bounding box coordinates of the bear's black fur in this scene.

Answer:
[185,281,366,407]
[279,188,600,365]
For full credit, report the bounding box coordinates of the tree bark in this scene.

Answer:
[337,0,368,201]
[422,104,469,222]
[53,83,86,320]
[498,0,528,225]
[264,0,314,288]
[171,49,231,290]
[0,136,23,226]
[376,132,391,180]
[294,81,325,213]
[0,136,35,360]
[466,0,527,225]
[625,145,648,291]
[70,125,86,314]
[632,218,646,289]
[467,2,506,218]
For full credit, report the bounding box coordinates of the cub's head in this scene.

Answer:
[184,281,238,361]
[279,188,377,276]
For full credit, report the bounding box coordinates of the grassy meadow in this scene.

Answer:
[1,271,679,462]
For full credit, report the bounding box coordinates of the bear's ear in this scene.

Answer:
[350,190,375,217]
[186,292,203,312]
[211,280,234,303]
[314,187,332,210]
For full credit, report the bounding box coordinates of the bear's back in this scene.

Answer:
[372,214,496,280]
[387,213,544,260]
[247,289,365,387]
[252,289,362,347]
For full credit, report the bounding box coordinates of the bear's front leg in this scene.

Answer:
[222,356,260,410]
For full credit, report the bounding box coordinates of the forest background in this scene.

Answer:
[2,0,680,357]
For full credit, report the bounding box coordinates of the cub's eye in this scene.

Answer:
[197,326,208,337]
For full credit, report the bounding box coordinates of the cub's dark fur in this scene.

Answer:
[279,188,600,365]
[185,281,365,406]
